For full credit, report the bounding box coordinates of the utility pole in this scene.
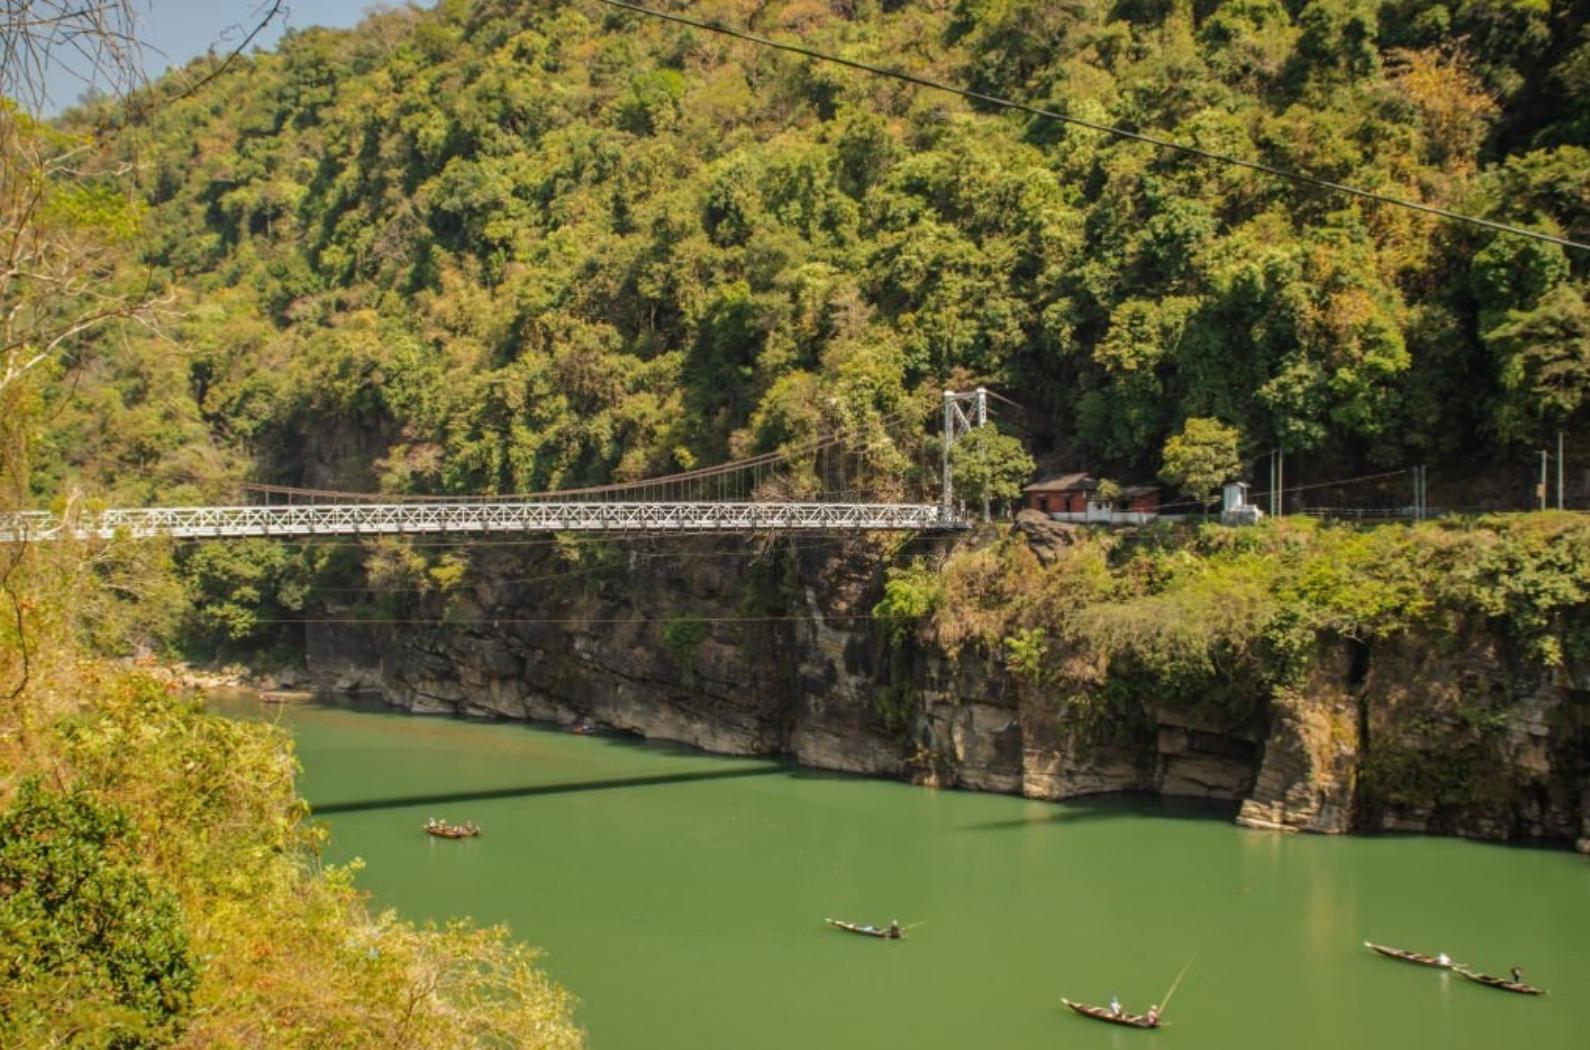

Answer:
[1558,429,1565,511]
[1276,447,1284,518]
[973,385,985,521]
[1538,449,1548,511]
[942,389,954,517]
[1269,450,1277,517]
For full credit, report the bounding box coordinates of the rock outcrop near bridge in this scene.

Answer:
[305,528,1590,851]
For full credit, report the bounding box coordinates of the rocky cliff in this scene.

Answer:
[304,524,1590,852]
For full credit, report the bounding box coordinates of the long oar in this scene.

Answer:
[1156,955,1197,1019]
[904,920,929,931]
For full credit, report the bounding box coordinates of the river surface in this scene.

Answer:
[219,694,1590,1049]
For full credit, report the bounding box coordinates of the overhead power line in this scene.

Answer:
[592,0,1590,254]
[249,613,887,626]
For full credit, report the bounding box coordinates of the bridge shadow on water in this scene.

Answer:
[310,764,785,816]
[956,791,1241,833]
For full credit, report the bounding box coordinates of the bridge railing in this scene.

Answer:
[0,500,966,542]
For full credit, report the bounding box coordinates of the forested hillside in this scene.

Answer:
[31,0,1590,505]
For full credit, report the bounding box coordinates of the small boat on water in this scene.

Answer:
[1061,999,1160,1029]
[424,818,480,839]
[825,918,903,939]
[1364,942,1454,968]
[1453,966,1546,996]
[568,720,597,735]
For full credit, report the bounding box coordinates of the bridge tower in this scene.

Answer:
[941,387,988,518]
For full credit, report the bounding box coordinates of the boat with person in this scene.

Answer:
[1061,957,1191,1032]
[1364,942,1454,968]
[1061,999,1160,1029]
[825,918,903,939]
[1453,966,1546,996]
[424,817,480,839]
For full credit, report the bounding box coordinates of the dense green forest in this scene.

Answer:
[23,0,1590,511]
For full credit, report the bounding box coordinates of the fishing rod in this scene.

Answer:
[1157,955,1197,1019]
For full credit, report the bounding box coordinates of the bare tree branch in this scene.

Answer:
[0,0,144,113]
[1,535,31,701]
[161,1,286,106]
[3,2,290,118]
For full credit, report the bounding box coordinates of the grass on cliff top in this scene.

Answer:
[0,541,585,1049]
[879,513,1590,691]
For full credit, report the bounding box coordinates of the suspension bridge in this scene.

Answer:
[0,390,994,543]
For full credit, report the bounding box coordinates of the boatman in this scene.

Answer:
[1437,952,1451,967]
[1511,966,1524,983]
[1108,996,1122,1016]
[887,919,902,940]
[1146,1005,1160,1026]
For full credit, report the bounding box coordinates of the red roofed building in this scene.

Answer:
[1022,473,1097,515]
[1023,474,1161,524]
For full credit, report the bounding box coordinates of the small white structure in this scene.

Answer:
[1220,482,1263,526]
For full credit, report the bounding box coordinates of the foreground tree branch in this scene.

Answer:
[0,0,143,112]
[0,100,161,399]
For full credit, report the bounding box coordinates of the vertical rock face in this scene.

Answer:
[1154,707,1264,801]
[304,539,1589,847]
[1237,645,1361,834]
[368,541,798,754]
[1017,688,1154,800]
[1354,625,1586,843]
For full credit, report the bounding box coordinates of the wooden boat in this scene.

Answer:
[1061,998,1160,1029]
[423,819,480,839]
[568,721,597,735]
[825,918,902,940]
[1364,942,1453,968]
[1453,966,1545,996]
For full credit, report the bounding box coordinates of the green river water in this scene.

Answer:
[226,695,1589,1049]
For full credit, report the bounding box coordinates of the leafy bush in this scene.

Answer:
[0,779,196,1048]
[662,615,710,665]
[873,560,944,643]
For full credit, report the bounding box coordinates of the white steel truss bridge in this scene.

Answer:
[1,388,994,543]
[0,500,964,543]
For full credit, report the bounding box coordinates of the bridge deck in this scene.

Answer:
[0,500,964,542]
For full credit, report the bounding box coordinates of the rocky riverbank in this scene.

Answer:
[297,517,1590,853]
[148,658,319,705]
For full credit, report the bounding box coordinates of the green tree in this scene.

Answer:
[1160,417,1243,504]
[1485,283,1590,441]
[950,425,1036,515]
[179,538,300,643]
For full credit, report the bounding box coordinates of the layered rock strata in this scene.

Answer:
[304,532,1588,849]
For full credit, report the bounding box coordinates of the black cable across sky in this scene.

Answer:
[591,0,1590,254]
